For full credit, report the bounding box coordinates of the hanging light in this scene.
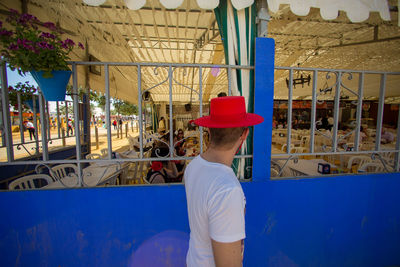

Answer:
[125,0,146,10]
[83,0,106,6]
[196,0,219,9]
[159,0,184,9]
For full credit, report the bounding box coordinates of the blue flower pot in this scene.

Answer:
[31,70,72,101]
[24,99,40,111]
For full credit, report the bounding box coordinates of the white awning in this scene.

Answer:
[267,0,391,23]
[83,0,391,22]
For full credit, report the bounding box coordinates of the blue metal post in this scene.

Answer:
[252,38,275,181]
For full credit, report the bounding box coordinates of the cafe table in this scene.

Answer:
[44,151,136,189]
[275,158,336,177]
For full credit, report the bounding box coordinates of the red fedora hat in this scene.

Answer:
[194,96,263,128]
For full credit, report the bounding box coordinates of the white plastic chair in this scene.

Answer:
[86,153,102,160]
[50,164,79,181]
[100,148,108,158]
[291,147,307,154]
[358,162,388,173]
[301,136,310,146]
[9,174,53,190]
[281,144,294,153]
[123,150,151,184]
[347,156,372,170]
[270,168,280,178]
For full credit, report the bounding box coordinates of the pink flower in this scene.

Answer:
[78,42,84,49]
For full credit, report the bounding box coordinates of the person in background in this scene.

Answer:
[158,116,166,134]
[67,119,74,135]
[174,128,186,172]
[217,92,227,97]
[277,113,286,128]
[381,128,395,144]
[272,116,277,129]
[327,112,334,130]
[24,120,35,140]
[292,117,300,130]
[146,146,183,184]
[184,96,263,267]
[113,120,117,130]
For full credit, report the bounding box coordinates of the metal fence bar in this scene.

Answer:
[331,71,342,152]
[56,101,61,138]
[354,73,364,151]
[169,65,174,157]
[286,69,293,153]
[46,101,51,140]
[32,95,39,154]
[199,66,203,154]
[0,63,13,161]
[69,61,254,69]
[104,64,112,159]
[17,92,24,144]
[275,66,400,75]
[65,100,69,137]
[375,73,386,151]
[310,70,317,153]
[0,154,254,167]
[72,63,83,185]
[395,104,400,171]
[228,66,232,96]
[39,94,48,161]
[137,65,144,158]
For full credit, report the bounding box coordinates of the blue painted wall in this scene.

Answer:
[0,175,399,266]
[0,38,399,266]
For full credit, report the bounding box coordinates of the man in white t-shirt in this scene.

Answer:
[184,96,263,267]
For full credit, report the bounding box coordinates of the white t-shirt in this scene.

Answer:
[184,155,246,267]
[26,121,34,129]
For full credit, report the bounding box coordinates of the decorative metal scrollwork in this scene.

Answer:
[16,144,33,156]
[171,67,200,98]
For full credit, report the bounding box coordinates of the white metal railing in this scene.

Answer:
[0,61,254,188]
[271,66,400,176]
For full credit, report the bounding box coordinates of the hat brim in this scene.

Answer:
[194,113,264,128]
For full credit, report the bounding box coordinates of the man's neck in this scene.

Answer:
[201,147,235,167]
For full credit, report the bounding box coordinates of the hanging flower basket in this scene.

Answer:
[31,70,72,101]
[0,9,84,100]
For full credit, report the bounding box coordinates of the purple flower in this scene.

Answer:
[0,21,2,28]
[47,44,54,50]
[43,22,57,31]
[18,13,38,26]
[78,42,84,50]
[8,44,18,50]
[40,32,56,39]
[37,41,48,49]
[63,38,75,47]
[9,9,19,15]
[60,41,68,49]
[0,29,13,37]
